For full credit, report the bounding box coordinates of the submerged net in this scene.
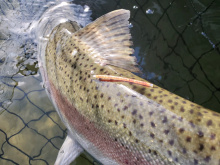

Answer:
[0,0,219,164]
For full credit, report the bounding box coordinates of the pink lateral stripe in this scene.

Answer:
[49,81,151,165]
[93,75,153,87]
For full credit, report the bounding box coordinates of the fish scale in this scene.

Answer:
[43,9,220,165]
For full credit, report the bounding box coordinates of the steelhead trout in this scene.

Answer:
[40,9,220,165]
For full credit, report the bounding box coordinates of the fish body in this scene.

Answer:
[41,10,220,165]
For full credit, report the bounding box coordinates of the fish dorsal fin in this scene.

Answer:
[73,9,140,72]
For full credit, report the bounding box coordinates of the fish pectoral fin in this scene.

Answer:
[54,134,83,165]
[73,9,140,72]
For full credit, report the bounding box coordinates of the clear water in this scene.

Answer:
[0,0,219,164]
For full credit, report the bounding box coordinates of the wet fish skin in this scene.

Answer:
[43,10,220,165]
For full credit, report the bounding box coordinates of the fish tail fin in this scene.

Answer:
[73,9,140,72]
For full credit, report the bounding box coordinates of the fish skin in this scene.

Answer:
[43,10,220,165]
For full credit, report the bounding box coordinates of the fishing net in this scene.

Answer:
[0,0,219,164]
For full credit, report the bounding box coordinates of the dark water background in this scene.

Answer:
[0,0,219,164]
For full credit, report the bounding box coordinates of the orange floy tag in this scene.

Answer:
[93,75,153,87]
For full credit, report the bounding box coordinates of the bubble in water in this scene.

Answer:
[24,70,32,76]
[133,6,138,9]
[20,66,26,71]
[0,90,4,95]
[129,23,133,28]
[84,5,90,12]
[146,9,154,14]
[2,100,12,108]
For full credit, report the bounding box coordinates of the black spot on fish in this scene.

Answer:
[194,159,198,165]
[167,150,172,156]
[189,121,195,128]
[182,148,187,154]
[169,140,174,146]
[207,120,213,126]
[123,106,128,110]
[140,102,143,106]
[162,116,167,123]
[150,133,155,138]
[179,128,185,133]
[132,85,137,90]
[174,158,178,162]
[199,144,204,151]
[149,111,154,116]
[180,107,185,112]
[210,146,216,151]
[198,131,204,138]
[164,130,169,135]
[150,89,154,92]
[139,88,145,95]
[150,122,155,128]
[204,156,211,162]
[132,109,137,115]
[139,115,143,119]
[210,133,216,140]
[186,136,191,142]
